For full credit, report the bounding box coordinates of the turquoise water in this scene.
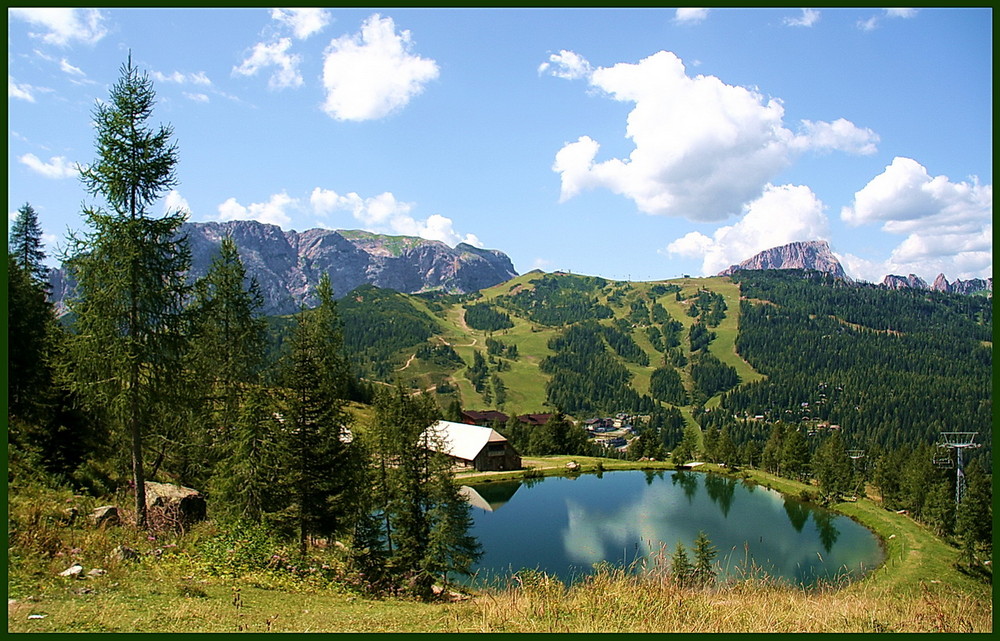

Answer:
[464,470,883,587]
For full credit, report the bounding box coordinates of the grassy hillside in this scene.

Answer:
[328,271,761,421]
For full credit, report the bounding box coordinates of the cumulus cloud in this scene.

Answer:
[310,187,481,247]
[784,9,820,27]
[18,153,79,179]
[271,8,330,40]
[233,38,303,90]
[9,8,108,46]
[9,76,39,102]
[216,193,297,227]
[321,14,439,121]
[538,50,592,79]
[674,8,709,24]
[163,190,190,214]
[545,50,878,221]
[665,183,829,275]
[839,157,992,281]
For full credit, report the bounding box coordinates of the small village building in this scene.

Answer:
[461,410,510,427]
[517,413,552,427]
[422,420,521,472]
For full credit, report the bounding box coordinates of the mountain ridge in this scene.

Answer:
[48,220,519,316]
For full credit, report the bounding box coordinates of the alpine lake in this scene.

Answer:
[461,470,884,588]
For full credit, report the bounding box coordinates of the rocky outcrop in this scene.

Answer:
[49,220,519,316]
[884,273,991,294]
[718,240,848,280]
[144,481,206,528]
[881,274,928,290]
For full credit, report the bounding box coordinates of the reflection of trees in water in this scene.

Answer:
[812,509,840,552]
[783,497,810,532]
[643,470,665,486]
[671,471,698,502]
[704,474,736,517]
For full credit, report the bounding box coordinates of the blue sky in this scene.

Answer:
[8,7,992,285]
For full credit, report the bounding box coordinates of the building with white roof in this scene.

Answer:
[422,420,521,472]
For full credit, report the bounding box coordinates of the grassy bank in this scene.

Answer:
[8,462,992,633]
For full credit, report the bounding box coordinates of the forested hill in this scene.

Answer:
[702,269,992,468]
[271,269,991,467]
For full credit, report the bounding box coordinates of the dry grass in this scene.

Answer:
[459,569,991,633]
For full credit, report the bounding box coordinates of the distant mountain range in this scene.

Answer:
[719,240,991,295]
[47,229,989,316]
[49,220,518,316]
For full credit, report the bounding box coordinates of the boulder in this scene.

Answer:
[58,564,84,578]
[89,505,120,528]
[111,546,140,563]
[144,482,206,528]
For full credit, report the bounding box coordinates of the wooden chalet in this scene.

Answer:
[422,420,521,472]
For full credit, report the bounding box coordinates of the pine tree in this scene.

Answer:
[670,541,693,587]
[780,427,810,481]
[209,387,285,524]
[955,460,992,569]
[7,254,57,423]
[813,431,852,501]
[279,273,355,556]
[692,530,718,587]
[9,202,48,284]
[64,55,189,529]
[188,236,267,487]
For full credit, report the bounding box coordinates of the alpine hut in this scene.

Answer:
[422,420,521,472]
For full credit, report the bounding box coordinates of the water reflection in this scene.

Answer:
[703,474,736,517]
[465,471,879,587]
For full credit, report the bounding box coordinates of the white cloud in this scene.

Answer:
[309,187,481,247]
[665,183,829,275]
[784,9,820,27]
[9,8,107,46]
[538,50,592,80]
[548,50,878,221]
[674,8,709,24]
[9,76,38,102]
[839,157,992,281]
[183,92,210,103]
[18,153,79,179]
[233,38,303,90]
[216,193,297,227]
[163,190,190,214]
[271,8,330,40]
[59,58,85,76]
[321,14,439,121]
[152,70,212,86]
[858,8,918,31]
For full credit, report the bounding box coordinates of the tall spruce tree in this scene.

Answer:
[64,55,189,529]
[692,530,718,587]
[7,254,56,422]
[188,236,267,487]
[9,202,48,284]
[279,273,355,556]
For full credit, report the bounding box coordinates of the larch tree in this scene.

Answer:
[63,55,190,529]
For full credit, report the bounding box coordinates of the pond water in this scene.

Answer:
[463,470,883,587]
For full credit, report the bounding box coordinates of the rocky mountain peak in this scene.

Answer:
[49,220,519,316]
[718,240,848,280]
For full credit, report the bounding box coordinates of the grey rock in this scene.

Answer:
[89,505,119,528]
[718,240,849,280]
[58,563,84,578]
[49,220,519,316]
[145,481,206,527]
[111,546,140,563]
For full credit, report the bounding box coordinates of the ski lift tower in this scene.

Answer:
[847,449,865,498]
[937,432,981,505]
